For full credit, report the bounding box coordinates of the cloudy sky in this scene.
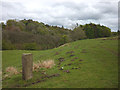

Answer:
[0,0,119,31]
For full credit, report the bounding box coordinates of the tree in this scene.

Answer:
[23,43,38,50]
[0,22,6,30]
[71,26,86,41]
[60,35,70,45]
[82,23,111,38]
[2,19,112,50]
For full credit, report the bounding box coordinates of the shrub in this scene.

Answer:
[71,28,87,41]
[23,43,38,50]
[60,35,70,45]
[2,39,16,50]
[82,23,111,38]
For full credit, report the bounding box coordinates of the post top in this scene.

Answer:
[22,53,32,56]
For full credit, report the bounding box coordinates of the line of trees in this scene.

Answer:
[1,19,113,50]
[82,23,111,38]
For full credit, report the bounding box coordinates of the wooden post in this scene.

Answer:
[22,53,33,80]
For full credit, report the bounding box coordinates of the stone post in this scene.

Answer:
[22,53,33,80]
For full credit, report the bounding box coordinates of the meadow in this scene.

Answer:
[2,37,118,88]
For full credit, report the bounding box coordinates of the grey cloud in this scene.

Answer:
[1,0,118,31]
[50,2,103,20]
[93,2,117,15]
[2,1,26,20]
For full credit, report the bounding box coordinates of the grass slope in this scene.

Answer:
[2,37,118,88]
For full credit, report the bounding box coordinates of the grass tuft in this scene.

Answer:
[3,66,19,79]
[41,60,55,69]
[33,60,55,71]
[6,66,19,75]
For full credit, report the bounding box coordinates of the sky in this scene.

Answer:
[0,0,119,31]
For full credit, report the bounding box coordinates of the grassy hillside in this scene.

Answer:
[2,37,118,88]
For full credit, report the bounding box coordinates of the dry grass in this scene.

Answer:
[33,63,40,71]
[4,74,9,78]
[42,60,55,68]
[6,66,19,75]
[109,36,118,40]
[96,36,118,40]
[33,60,55,71]
[59,43,70,48]
[3,66,19,79]
[4,60,55,78]
[101,38,107,40]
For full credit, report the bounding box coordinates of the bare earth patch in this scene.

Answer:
[58,43,70,48]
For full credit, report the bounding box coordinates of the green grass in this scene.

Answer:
[2,37,118,88]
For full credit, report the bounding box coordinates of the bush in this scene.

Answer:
[111,32,118,36]
[84,23,111,38]
[23,43,38,50]
[2,40,16,50]
[71,27,87,41]
[60,35,70,45]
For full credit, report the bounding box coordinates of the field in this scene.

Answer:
[2,37,118,88]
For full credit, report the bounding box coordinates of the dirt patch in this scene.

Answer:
[79,59,83,61]
[14,74,60,88]
[67,63,72,66]
[57,57,65,66]
[63,70,70,73]
[55,52,59,55]
[74,57,78,59]
[69,54,75,57]
[58,57,65,62]
[20,73,60,88]
[66,51,74,54]
[71,59,75,61]
[59,43,70,48]
[71,67,80,69]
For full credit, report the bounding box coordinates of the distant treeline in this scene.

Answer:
[1,19,117,50]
